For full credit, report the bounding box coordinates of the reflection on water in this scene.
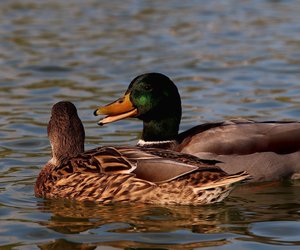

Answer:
[1,0,300,249]
[11,183,299,249]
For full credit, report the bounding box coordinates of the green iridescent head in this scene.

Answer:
[94,73,182,141]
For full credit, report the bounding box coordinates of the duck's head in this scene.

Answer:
[48,101,85,166]
[94,73,182,141]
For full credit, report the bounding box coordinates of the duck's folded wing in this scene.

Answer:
[133,159,223,183]
[180,120,300,155]
[63,146,163,175]
[63,147,137,174]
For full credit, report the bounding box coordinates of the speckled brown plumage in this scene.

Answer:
[35,101,250,205]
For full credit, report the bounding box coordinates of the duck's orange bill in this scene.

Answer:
[94,93,138,125]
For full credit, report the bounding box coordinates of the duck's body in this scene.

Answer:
[35,101,249,205]
[94,73,300,182]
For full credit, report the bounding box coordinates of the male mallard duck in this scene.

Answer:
[94,73,300,182]
[35,101,249,205]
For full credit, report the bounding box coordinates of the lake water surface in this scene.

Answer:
[1,0,300,249]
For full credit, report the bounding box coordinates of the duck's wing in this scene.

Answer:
[54,147,138,175]
[56,146,228,184]
[178,119,300,155]
[114,147,226,183]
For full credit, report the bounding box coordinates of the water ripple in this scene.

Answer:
[1,0,300,248]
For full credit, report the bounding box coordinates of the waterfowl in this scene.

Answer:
[94,72,300,182]
[35,101,249,205]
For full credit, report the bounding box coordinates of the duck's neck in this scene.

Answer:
[141,116,179,142]
[51,140,84,166]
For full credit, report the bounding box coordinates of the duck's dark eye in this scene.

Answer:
[144,84,152,91]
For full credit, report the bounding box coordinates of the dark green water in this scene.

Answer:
[1,0,300,249]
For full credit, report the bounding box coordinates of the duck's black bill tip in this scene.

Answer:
[97,121,104,126]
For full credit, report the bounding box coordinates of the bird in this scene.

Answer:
[35,101,249,205]
[94,72,300,182]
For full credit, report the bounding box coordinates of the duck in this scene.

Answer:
[35,101,249,205]
[94,72,300,182]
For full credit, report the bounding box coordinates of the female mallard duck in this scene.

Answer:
[35,101,249,205]
[94,73,300,182]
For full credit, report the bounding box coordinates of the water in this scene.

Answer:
[1,0,300,249]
